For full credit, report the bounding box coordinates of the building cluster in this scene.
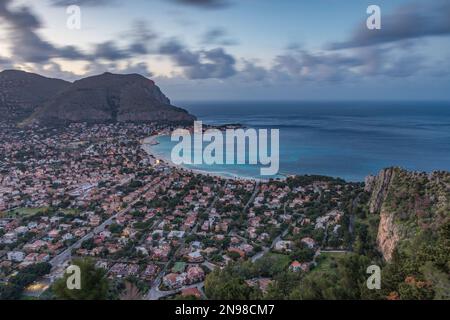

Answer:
[1,121,358,297]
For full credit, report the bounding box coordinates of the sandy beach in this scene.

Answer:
[141,135,274,182]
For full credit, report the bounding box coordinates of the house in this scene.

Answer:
[228,247,245,258]
[7,251,25,262]
[14,226,28,234]
[186,265,205,283]
[289,261,302,272]
[301,237,316,249]
[289,261,310,272]
[136,246,149,256]
[48,229,60,238]
[191,241,202,250]
[163,273,186,289]
[187,250,204,263]
[168,230,185,239]
[181,287,202,299]
[142,264,159,281]
[36,253,50,262]
[274,240,293,252]
[23,240,47,252]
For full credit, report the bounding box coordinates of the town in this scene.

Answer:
[0,120,365,300]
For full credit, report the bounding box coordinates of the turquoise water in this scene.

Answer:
[151,101,450,181]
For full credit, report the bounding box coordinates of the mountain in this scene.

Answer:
[0,70,70,121]
[27,72,196,125]
[365,167,450,261]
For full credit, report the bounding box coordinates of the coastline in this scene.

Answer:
[141,135,279,183]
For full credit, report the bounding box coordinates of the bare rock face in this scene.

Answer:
[364,174,376,192]
[0,70,70,121]
[368,168,396,214]
[377,211,401,261]
[28,72,196,125]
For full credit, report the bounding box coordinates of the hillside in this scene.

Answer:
[27,72,196,125]
[0,70,70,122]
[366,167,450,261]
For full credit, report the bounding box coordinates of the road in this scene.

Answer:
[251,200,289,263]
[147,280,205,300]
[244,181,260,213]
[145,195,219,300]
[49,191,149,268]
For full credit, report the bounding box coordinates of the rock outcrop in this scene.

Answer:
[368,168,396,214]
[0,70,70,121]
[377,210,401,261]
[367,168,450,261]
[28,72,196,125]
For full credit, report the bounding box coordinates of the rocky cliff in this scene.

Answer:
[28,72,196,125]
[0,70,70,121]
[367,168,450,261]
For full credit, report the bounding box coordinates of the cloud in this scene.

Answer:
[273,49,365,82]
[329,0,450,50]
[92,41,130,60]
[125,20,158,55]
[0,1,155,64]
[50,0,117,7]
[171,0,231,9]
[201,27,238,46]
[237,60,269,82]
[82,61,153,78]
[0,0,86,63]
[0,56,13,69]
[159,39,236,79]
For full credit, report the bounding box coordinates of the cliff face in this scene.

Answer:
[377,210,401,261]
[29,72,196,125]
[367,168,396,214]
[0,70,70,121]
[367,168,450,261]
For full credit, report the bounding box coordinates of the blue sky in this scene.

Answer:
[1,0,450,101]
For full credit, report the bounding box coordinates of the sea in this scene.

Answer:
[150,101,450,182]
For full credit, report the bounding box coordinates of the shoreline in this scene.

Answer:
[141,135,281,183]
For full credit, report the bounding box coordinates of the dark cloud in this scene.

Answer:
[273,49,365,82]
[159,39,236,79]
[171,0,231,9]
[0,1,155,64]
[269,42,432,84]
[125,20,158,55]
[0,0,85,63]
[330,1,450,50]
[92,41,130,61]
[201,27,238,46]
[237,60,269,82]
[354,45,425,78]
[50,0,117,7]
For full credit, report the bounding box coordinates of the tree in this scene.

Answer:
[119,281,143,300]
[204,266,255,300]
[52,258,110,300]
[0,262,51,300]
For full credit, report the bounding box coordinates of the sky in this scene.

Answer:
[0,0,449,101]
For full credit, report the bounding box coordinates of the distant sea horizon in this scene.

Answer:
[151,101,450,182]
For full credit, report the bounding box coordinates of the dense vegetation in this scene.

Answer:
[52,258,110,300]
[0,262,51,300]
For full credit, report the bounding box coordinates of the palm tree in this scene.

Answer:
[119,281,143,300]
